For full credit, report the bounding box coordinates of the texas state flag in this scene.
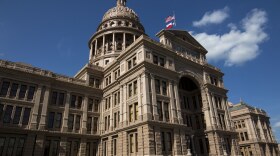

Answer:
[166,22,175,30]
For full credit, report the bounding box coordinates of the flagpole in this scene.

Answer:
[173,11,176,26]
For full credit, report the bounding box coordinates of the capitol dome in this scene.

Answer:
[88,0,146,67]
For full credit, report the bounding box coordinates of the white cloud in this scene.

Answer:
[275,122,280,128]
[191,9,268,66]
[193,7,229,27]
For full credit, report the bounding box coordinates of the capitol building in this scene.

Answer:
[2,0,278,156]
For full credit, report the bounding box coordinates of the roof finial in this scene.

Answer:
[117,0,126,6]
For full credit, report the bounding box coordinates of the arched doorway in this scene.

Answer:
[179,76,209,155]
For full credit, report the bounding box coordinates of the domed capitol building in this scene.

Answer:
[1,0,278,156]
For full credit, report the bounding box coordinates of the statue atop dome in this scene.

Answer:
[117,0,126,6]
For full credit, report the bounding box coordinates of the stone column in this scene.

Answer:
[174,82,183,124]
[123,84,127,126]
[81,95,88,134]
[150,74,158,120]
[211,94,220,128]
[39,86,50,130]
[257,117,265,141]
[205,90,216,129]
[113,33,116,52]
[95,40,97,55]
[110,94,113,131]
[245,118,253,140]
[120,85,123,127]
[137,75,143,121]
[141,73,152,121]
[62,92,71,132]
[102,35,105,53]
[30,85,43,129]
[133,35,136,42]
[169,81,178,123]
[123,33,126,50]
[89,43,93,61]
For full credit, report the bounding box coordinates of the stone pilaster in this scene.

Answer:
[174,82,183,124]
[137,75,143,121]
[150,74,158,120]
[39,86,50,130]
[62,92,71,132]
[169,81,178,123]
[81,95,88,134]
[30,85,43,129]
[141,73,152,121]
[79,138,87,156]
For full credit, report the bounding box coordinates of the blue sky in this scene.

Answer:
[1,0,280,141]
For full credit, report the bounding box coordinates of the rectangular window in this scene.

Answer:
[155,79,160,94]
[113,138,117,156]
[51,91,58,105]
[48,112,55,128]
[159,57,165,67]
[0,137,6,156]
[129,134,134,153]
[18,85,27,100]
[77,96,83,109]
[161,132,166,151]
[27,86,35,101]
[133,81,137,95]
[162,81,167,95]
[158,101,163,121]
[6,137,16,156]
[128,60,132,70]
[114,112,117,128]
[87,117,92,133]
[0,81,10,97]
[68,114,74,130]
[22,108,31,125]
[3,105,13,123]
[75,115,81,130]
[52,140,59,156]
[54,113,62,128]
[0,104,4,121]
[93,117,98,133]
[104,116,107,131]
[44,140,50,156]
[135,103,138,121]
[71,95,76,108]
[153,55,158,64]
[58,93,65,106]
[129,105,133,122]
[9,83,18,98]
[95,79,100,88]
[88,98,93,111]
[13,106,22,124]
[94,99,99,112]
[128,84,133,97]
[164,102,169,122]
[15,138,25,156]
[166,132,172,151]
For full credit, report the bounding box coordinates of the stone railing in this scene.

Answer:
[0,60,87,86]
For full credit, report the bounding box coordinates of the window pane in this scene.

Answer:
[0,104,4,121]
[48,112,55,128]
[27,86,35,101]
[6,137,16,156]
[73,141,80,156]
[87,117,92,133]
[13,106,22,124]
[52,140,59,156]
[155,79,160,94]
[51,91,58,105]
[19,85,27,99]
[44,140,50,156]
[88,98,93,111]
[0,81,10,96]
[94,100,99,112]
[135,103,138,121]
[159,57,164,67]
[3,105,13,123]
[130,134,134,153]
[68,114,74,130]
[93,118,98,133]
[58,93,65,106]
[22,108,31,125]
[133,81,137,95]
[0,137,6,155]
[9,83,19,98]
[77,96,83,109]
[162,81,167,95]
[76,115,81,130]
[129,105,133,122]
[15,138,25,156]
[55,113,62,128]
[71,95,76,108]
[153,55,158,64]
